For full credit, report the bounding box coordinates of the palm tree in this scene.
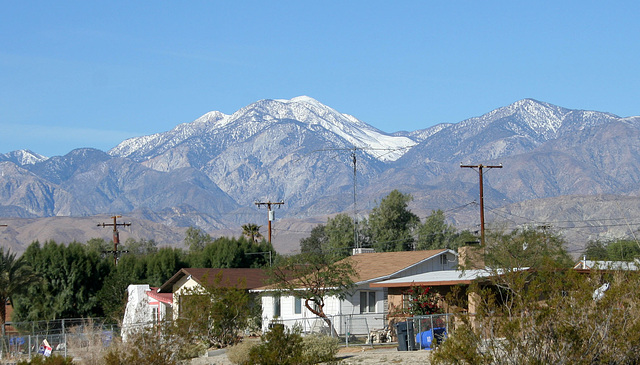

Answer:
[0,248,39,336]
[241,223,263,243]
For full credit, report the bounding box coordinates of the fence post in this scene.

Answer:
[345,316,349,347]
[28,334,31,361]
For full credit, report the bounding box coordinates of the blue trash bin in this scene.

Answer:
[416,327,447,350]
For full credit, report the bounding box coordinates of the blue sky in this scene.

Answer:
[1,1,639,157]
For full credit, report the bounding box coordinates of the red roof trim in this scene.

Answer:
[146,287,173,305]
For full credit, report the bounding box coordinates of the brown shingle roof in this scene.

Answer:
[344,249,449,283]
[253,249,450,290]
[158,268,269,293]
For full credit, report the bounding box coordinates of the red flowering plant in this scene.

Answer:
[403,285,442,316]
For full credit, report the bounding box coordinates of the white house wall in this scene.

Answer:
[121,285,171,341]
[172,276,203,320]
[261,284,387,335]
[259,252,456,335]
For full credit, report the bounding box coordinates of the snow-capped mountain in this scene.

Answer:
[1,96,640,253]
[110,96,415,163]
[0,150,48,166]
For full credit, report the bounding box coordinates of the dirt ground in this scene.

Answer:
[190,345,433,364]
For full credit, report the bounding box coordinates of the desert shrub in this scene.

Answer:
[103,322,205,365]
[245,325,340,365]
[227,339,260,365]
[176,271,258,348]
[301,334,339,363]
[17,355,74,365]
[247,324,304,365]
[430,315,490,365]
[432,269,640,364]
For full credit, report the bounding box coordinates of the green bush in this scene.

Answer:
[247,325,304,365]
[17,355,74,365]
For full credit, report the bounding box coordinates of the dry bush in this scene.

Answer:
[227,339,260,365]
[432,269,640,364]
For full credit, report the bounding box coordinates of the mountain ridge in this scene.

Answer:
[1,96,639,254]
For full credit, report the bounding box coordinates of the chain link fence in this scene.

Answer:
[1,318,118,362]
[269,313,455,350]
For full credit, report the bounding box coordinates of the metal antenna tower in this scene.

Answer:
[312,145,415,249]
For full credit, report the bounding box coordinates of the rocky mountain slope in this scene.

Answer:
[1,96,639,254]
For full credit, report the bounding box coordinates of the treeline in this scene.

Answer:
[10,227,275,323]
[300,189,476,261]
[584,239,640,261]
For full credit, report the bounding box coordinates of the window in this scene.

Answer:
[274,295,281,317]
[440,254,448,265]
[294,297,302,314]
[151,306,158,323]
[360,291,377,313]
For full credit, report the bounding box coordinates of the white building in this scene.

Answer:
[256,249,457,335]
[121,285,173,341]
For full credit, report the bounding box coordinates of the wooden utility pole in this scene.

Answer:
[460,164,502,246]
[254,201,284,244]
[97,215,131,265]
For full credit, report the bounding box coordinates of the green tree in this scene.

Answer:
[123,237,158,255]
[484,227,573,269]
[583,240,608,260]
[184,226,213,253]
[13,240,111,321]
[299,224,326,255]
[300,214,355,262]
[241,223,263,243]
[323,213,355,262]
[189,236,275,268]
[415,209,460,250]
[84,238,111,255]
[97,247,187,320]
[145,247,186,286]
[605,239,640,261]
[367,190,419,252]
[0,248,39,334]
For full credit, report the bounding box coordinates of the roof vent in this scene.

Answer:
[352,248,375,255]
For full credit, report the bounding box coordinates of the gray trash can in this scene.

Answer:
[395,321,416,351]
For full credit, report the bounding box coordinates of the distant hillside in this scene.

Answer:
[1,96,640,255]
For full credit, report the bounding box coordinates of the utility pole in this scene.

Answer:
[254,201,284,244]
[97,215,131,265]
[460,164,502,246]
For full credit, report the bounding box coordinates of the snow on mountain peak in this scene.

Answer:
[267,96,415,161]
[0,150,48,165]
[109,96,416,162]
